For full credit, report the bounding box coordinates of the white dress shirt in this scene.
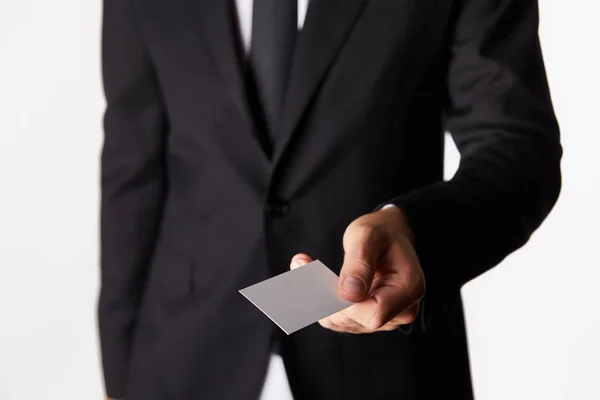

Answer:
[234,0,310,54]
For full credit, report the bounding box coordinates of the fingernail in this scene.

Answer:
[291,258,304,269]
[342,276,365,295]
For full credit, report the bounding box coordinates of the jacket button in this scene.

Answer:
[266,199,290,217]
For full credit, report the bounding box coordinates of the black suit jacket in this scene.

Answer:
[99,0,561,399]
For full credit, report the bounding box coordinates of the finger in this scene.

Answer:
[337,298,379,329]
[318,311,375,334]
[319,317,355,333]
[319,302,420,333]
[329,310,374,334]
[388,303,419,326]
[367,246,422,328]
[339,222,388,301]
[376,304,420,331]
[290,253,313,270]
[342,295,417,330]
[344,245,422,329]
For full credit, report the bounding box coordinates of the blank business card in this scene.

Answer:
[239,260,354,334]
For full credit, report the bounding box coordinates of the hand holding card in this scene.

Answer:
[306,205,424,333]
[240,206,425,335]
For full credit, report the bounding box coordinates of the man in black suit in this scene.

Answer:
[98,0,561,399]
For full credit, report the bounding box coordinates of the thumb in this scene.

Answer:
[339,223,388,302]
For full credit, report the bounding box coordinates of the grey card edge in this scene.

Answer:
[239,289,293,335]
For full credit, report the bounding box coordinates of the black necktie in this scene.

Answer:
[250,0,297,141]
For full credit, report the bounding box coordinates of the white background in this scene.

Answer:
[0,0,598,399]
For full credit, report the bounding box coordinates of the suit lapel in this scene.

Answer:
[194,0,271,189]
[196,0,248,116]
[272,0,369,167]
[194,0,369,173]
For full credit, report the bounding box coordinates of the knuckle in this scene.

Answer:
[396,315,416,325]
[404,310,418,323]
[403,267,425,299]
[395,308,418,325]
[345,221,382,246]
[367,311,387,330]
[352,253,373,272]
[408,306,419,319]
[412,271,426,298]
[357,327,376,335]
[329,312,348,326]
[320,318,345,333]
[377,324,398,332]
[354,222,377,238]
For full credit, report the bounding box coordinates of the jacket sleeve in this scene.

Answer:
[383,0,562,331]
[98,0,167,397]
